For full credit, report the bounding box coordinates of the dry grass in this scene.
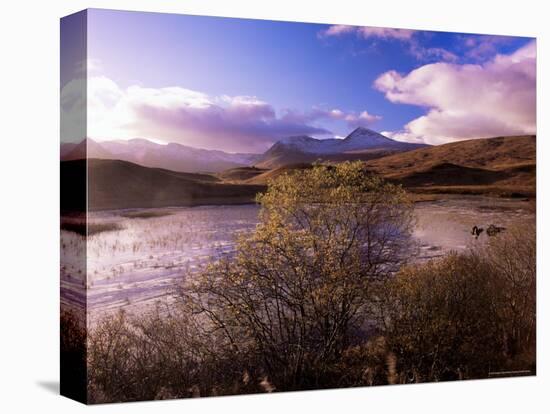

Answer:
[61,218,122,236]
[223,135,536,197]
[362,136,536,198]
[119,210,173,219]
[245,163,313,185]
[365,135,535,174]
[406,184,535,198]
[217,166,267,182]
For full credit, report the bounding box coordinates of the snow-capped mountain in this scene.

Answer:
[60,138,260,173]
[255,127,427,168]
[273,128,422,154]
[338,127,409,151]
[60,128,427,173]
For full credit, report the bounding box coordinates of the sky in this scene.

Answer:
[61,9,536,153]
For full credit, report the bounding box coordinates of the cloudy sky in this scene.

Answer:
[61,9,536,152]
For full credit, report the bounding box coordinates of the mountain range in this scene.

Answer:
[60,133,536,211]
[254,128,427,169]
[224,135,536,196]
[60,128,427,173]
[61,138,260,173]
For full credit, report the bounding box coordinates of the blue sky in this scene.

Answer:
[60,8,536,152]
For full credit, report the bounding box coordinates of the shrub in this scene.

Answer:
[380,253,504,382]
[181,162,414,390]
[377,222,536,383]
[87,308,263,402]
[60,311,87,402]
[485,221,536,368]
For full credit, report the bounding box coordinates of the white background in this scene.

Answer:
[0,0,547,411]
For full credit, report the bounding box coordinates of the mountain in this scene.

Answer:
[61,138,113,161]
[255,127,427,169]
[364,135,536,197]
[60,129,425,173]
[60,142,78,158]
[60,138,260,173]
[61,158,265,211]
[60,135,536,211]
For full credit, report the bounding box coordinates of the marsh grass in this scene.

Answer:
[119,210,174,219]
[61,218,123,236]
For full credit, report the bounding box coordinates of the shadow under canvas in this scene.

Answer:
[37,381,60,395]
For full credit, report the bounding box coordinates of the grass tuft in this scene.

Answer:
[119,210,174,219]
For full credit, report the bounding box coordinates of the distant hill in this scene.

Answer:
[61,159,265,211]
[255,127,427,169]
[62,138,113,161]
[365,135,536,197]
[217,166,268,182]
[59,141,78,159]
[60,138,260,173]
[245,164,313,185]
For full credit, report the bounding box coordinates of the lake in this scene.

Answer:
[60,196,535,322]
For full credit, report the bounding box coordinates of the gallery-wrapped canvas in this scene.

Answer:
[60,8,536,404]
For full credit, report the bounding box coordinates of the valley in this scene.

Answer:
[60,130,537,212]
[60,129,537,318]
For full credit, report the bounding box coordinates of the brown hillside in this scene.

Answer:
[61,159,266,211]
[218,166,268,182]
[246,163,313,185]
[365,135,535,175]
[365,135,536,197]
[256,148,401,169]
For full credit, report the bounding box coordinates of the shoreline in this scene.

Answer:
[61,191,535,214]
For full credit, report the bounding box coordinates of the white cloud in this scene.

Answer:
[319,25,456,63]
[461,35,514,62]
[82,77,331,152]
[319,24,356,37]
[74,57,103,76]
[60,76,381,152]
[344,110,382,128]
[374,40,536,144]
[357,27,415,40]
[320,25,414,40]
[281,107,382,129]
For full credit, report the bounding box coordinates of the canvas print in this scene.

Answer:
[60,9,536,404]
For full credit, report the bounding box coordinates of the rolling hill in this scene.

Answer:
[245,164,313,185]
[364,135,535,174]
[61,159,266,211]
[217,166,268,182]
[365,135,536,197]
[61,134,536,211]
